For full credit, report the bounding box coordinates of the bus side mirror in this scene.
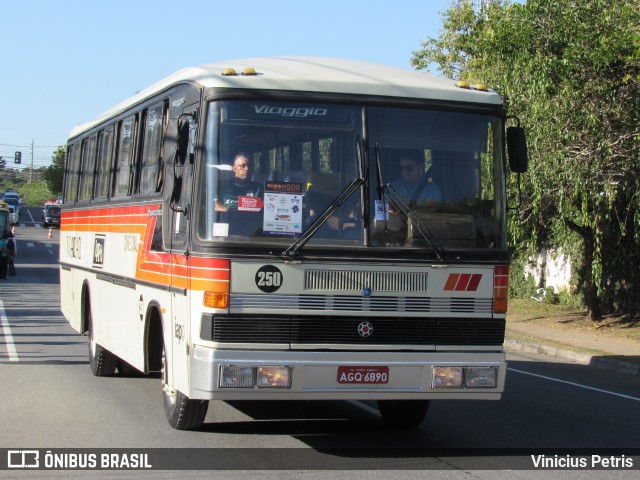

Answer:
[507,126,528,173]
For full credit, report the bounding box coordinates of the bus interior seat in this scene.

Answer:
[306,171,340,195]
[431,151,477,205]
[284,171,307,184]
[304,171,340,219]
[252,170,277,184]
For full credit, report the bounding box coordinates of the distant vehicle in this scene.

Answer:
[3,196,20,216]
[8,205,17,225]
[42,202,61,228]
[3,191,19,201]
[0,201,8,237]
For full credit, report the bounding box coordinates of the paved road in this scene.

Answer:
[0,212,638,478]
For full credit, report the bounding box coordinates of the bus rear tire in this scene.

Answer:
[88,315,117,376]
[161,345,208,430]
[377,400,430,428]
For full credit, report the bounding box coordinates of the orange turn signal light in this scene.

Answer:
[203,292,229,309]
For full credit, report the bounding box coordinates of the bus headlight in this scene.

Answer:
[432,366,498,389]
[464,366,498,388]
[219,365,292,389]
[220,365,254,388]
[432,366,463,388]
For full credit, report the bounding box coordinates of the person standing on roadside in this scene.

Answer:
[6,231,16,276]
[0,232,8,279]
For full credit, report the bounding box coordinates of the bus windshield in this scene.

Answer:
[199,100,506,251]
[200,100,363,246]
[368,107,506,250]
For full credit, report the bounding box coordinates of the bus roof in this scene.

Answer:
[69,57,502,139]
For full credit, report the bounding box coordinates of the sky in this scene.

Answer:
[0,0,456,171]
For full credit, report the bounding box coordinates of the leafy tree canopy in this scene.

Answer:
[412,0,640,319]
[42,146,65,196]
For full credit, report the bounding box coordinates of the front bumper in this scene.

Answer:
[188,346,506,401]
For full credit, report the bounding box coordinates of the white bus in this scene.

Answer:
[60,57,528,430]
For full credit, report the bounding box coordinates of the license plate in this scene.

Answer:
[337,366,389,384]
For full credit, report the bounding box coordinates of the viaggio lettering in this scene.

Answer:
[252,105,328,117]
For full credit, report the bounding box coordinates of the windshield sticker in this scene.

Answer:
[237,195,264,212]
[213,223,229,237]
[263,182,304,236]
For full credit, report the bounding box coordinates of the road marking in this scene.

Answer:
[508,367,640,402]
[27,242,35,248]
[0,300,19,362]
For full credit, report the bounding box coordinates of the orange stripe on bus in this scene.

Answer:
[61,204,231,291]
[443,273,459,291]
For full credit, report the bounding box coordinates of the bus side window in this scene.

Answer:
[64,144,81,203]
[150,214,164,251]
[139,102,167,195]
[94,126,115,199]
[113,116,136,198]
[78,135,97,201]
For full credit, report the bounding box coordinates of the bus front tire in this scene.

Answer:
[377,400,430,428]
[163,388,209,430]
[161,346,208,430]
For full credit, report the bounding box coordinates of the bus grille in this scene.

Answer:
[304,269,429,292]
[200,315,505,347]
[230,294,493,314]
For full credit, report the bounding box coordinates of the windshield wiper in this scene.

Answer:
[282,177,364,258]
[375,143,446,262]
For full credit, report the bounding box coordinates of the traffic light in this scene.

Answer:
[15,151,22,164]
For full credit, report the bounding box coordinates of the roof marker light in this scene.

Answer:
[222,68,237,76]
[455,80,471,89]
[474,83,489,92]
[242,67,257,76]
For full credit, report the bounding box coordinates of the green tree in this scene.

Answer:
[412,0,640,320]
[42,146,65,196]
[19,180,54,207]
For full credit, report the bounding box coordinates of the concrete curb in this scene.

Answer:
[504,338,640,376]
[590,356,640,376]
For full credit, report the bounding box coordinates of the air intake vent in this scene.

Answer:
[304,269,428,292]
[230,294,494,315]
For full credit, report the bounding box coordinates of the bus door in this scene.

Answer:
[165,97,199,393]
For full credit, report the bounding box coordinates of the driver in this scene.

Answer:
[391,151,441,207]
[215,152,263,212]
